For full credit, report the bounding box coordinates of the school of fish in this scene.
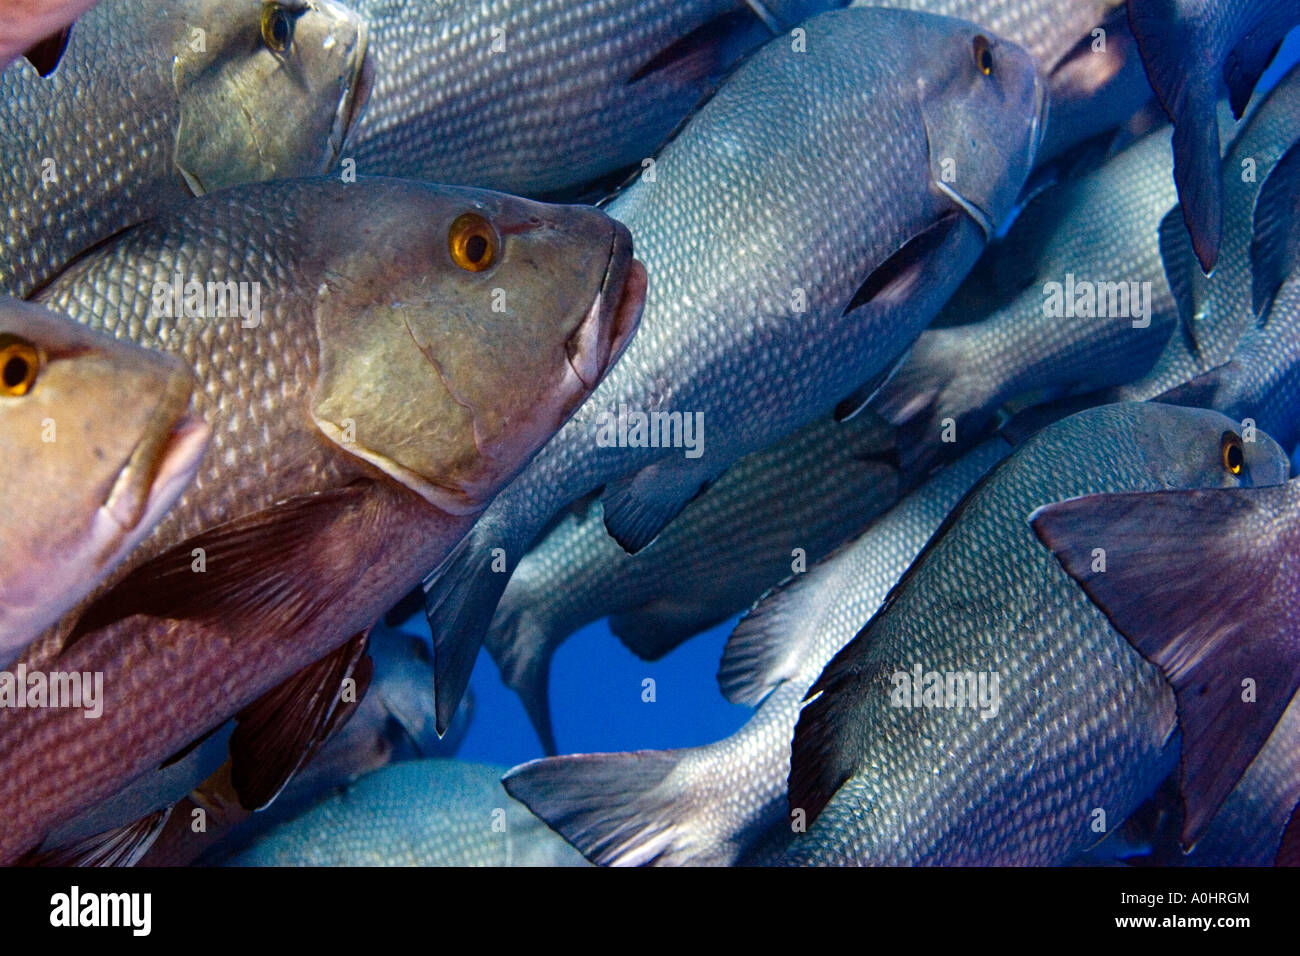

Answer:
[1,0,1297,868]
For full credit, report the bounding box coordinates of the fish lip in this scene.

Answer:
[565,224,646,390]
[101,373,209,540]
[328,5,373,166]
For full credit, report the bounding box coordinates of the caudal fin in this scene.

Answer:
[503,749,732,866]
[1031,484,1300,847]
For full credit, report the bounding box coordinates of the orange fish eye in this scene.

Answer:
[448,213,500,272]
[0,337,40,397]
[973,35,993,76]
[1221,431,1244,475]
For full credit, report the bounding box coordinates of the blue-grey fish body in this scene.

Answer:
[225,760,589,866]
[1128,0,1300,271]
[0,0,371,297]
[1151,134,1300,454]
[501,439,1009,866]
[1032,476,1300,865]
[1116,64,1300,401]
[872,127,1179,471]
[344,0,836,197]
[423,5,1047,734]
[780,403,1287,865]
[486,412,902,754]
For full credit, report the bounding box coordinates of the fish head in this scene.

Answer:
[172,0,372,195]
[308,181,646,516]
[0,299,209,651]
[917,20,1048,237]
[1117,402,1289,491]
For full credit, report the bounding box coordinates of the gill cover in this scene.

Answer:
[173,0,367,194]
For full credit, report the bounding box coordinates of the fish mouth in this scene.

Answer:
[565,223,647,391]
[327,7,373,166]
[101,372,210,546]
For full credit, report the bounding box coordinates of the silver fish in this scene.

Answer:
[1116,63,1300,402]
[1033,476,1300,858]
[780,403,1286,865]
[0,297,208,665]
[423,5,1047,734]
[0,0,372,297]
[0,177,645,864]
[502,438,1009,866]
[1128,0,1300,271]
[225,760,589,866]
[344,0,838,198]
[487,412,901,755]
[1153,134,1300,453]
[872,127,1179,472]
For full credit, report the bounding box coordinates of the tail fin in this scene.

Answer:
[1031,484,1300,847]
[503,749,734,866]
[423,529,511,736]
[484,603,559,756]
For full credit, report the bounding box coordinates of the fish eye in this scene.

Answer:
[0,336,41,397]
[260,3,295,54]
[448,213,500,273]
[1221,431,1244,476]
[973,35,993,77]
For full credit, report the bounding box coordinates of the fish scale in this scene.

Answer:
[485,412,902,753]
[345,0,830,197]
[36,187,350,553]
[423,6,1046,734]
[226,761,588,867]
[501,437,1008,865]
[871,126,1179,468]
[1118,64,1300,399]
[0,175,641,863]
[782,403,1288,865]
[857,0,1123,71]
[0,0,369,298]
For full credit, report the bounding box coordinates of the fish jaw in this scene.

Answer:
[324,0,374,170]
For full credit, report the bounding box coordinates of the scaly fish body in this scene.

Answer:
[502,439,1009,866]
[1128,0,1300,270]
[346,0,839,197]
[781,403,1287,865]
[873,127,1179,471]
[0,0,371,296]
[424,6,1047,734]
[0,176,644,863]
[1117,64,1300,404]
[0,0,100,69]
[486,412,901,754]
[0,296,208,664]
[226,760,589,866]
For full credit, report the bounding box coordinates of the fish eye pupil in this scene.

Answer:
[262,4,294,52]
[465,234,488,263]
[1227,443,1243,471]
[980,49,993,74]
[3,355,27,389]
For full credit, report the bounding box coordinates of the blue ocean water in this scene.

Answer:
[401,615,751,767]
